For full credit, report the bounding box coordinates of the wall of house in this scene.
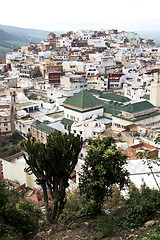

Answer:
[15,119,32,137]
[64,107,103,122]
[71,119,105,141]
[3,158,37,188]
[0,110,11,136]
[112,114,160,131]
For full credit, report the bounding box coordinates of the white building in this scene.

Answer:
[62,61,85,74]
[63,90,104,122]
[60,75,87,90]
[2,152,37,189]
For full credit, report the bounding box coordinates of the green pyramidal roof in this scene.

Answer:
[63,90,104,109]
[123,101,155,113]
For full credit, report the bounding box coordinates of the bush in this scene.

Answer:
[94,215,115,237]
[139,233,160,240]
[104,184,125,209]
[65,189,82,212]
[0,180,42,237]
[124,183,160,228]
[11,131,23,141]
[58,189,82,223]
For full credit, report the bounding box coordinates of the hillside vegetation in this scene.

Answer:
[0,24,50,58]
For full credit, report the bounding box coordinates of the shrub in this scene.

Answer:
[58,189,83,223]
[105,184,125,209]
[140,233,160,240]
[65,189,82,212]
[124,183,160,228]
[0,180,42,237]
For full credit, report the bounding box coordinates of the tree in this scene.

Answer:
[32,67,42,78]
[0,180,41,237]
[21,132,83,222]
[79,136,129,214]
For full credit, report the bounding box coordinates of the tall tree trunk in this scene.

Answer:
[41,182,50,221]
[51,199,58,222]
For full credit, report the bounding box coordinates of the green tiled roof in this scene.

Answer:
[96,116,112,120]
[122,101,155,113]
[32,120,58,134]
[99,93,130,103]
[141,94,150,100]
[64,90,104,109]
[61,118,74,126]
[103,101,123,115]
[113,111,160,122]
[88,89,101,95]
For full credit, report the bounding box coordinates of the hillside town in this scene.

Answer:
[0,28,160,205]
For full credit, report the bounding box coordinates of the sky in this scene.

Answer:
[1,0,160,31]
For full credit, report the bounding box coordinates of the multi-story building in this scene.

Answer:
[108,72,126,89]
[60,75,87,90]
[112,101,160,132]
[19,69,31,79]
[0,103,11,136]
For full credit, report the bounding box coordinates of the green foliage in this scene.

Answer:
[138,234,160,240]
[21,132,83,222]
[11,131,23,141]
[65,190,83,212]
[32,67,42,78]
[124,183,160,228]
[0,132,23,158]
[94,211,124,238]
[71,222,79,228]
[105,184,126,209]
[0,180,42,238]
[79,136,129,214]
[94,215,115,237]
[58,189,82,223]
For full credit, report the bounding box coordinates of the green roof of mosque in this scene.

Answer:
[96,116,112,120]
[61,118,74,126]
[103,101,123,115]
[141,94,150,100]
[63,90,104,109]
[32,120,58,134]
[99,93,130,103]
[122,101,155,113]
[88,89,102,95]
[113,111,160,122]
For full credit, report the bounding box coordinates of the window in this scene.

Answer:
[4,124,8,126]
[79,131,82,134]
[6,128,8,131]
[4,118,7,121]
[73,130,76,134]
